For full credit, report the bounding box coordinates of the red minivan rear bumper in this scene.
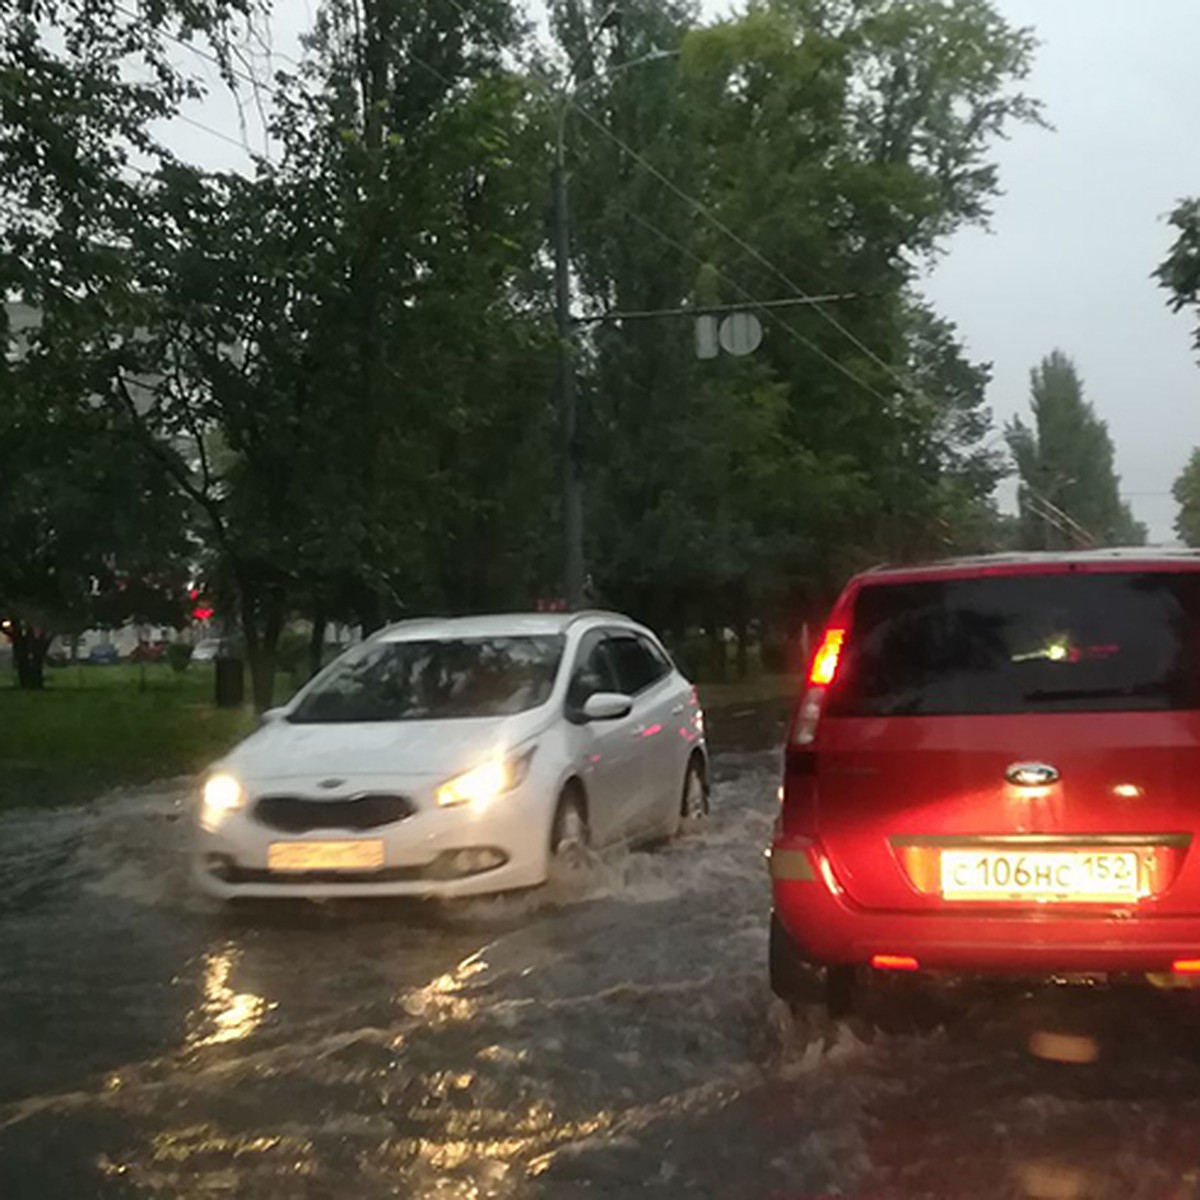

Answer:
[771,835,1200,974]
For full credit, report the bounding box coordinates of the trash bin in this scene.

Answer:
[214,655,245,708]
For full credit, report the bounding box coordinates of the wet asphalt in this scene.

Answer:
[3,700,1200,1199]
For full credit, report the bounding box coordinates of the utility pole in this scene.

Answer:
[553,144,585,611]
[551,25,669,611]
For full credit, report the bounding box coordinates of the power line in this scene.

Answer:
[486,26,961,421]
[1031,489,1096,545]
[571,104,926,403]
[1021,483,1096,548]
[1025,495,1084,548]
[111,0,277,162]
[173,111,266,157]
[1034,505,1089,549]
[111,1,275,95]
[622,207,893,406]
[617,205,1024,475]
[574,291,857,325]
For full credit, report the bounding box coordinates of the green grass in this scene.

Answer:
[0,663,260,809]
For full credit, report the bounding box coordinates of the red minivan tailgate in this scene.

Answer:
[815,710,1200,913]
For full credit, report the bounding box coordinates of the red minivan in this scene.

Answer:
[769,551,1200,1013]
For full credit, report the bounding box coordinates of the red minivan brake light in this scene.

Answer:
[809,627,846,686]
[791,625,848,746]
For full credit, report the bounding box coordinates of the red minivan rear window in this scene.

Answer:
[826,571,1200,717]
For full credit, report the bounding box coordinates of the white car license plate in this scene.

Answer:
[268,840,385,873]
[940,848,1140,901]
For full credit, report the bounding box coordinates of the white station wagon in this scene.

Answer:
[194,611,709,899]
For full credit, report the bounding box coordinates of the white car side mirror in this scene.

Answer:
[259,706,286,726]
[582,692,633,722]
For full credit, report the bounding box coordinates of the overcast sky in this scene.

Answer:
[920,0,1200,542]
[163,0,1200,542]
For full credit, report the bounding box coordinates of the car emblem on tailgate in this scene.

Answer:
[1005,762,1060,787]
[318,778,346,790]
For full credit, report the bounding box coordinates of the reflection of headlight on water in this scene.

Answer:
[200,773,245,832]
[187,947,274,1050]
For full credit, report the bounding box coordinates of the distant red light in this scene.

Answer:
[871,953,920,972]
[193,606,214,621]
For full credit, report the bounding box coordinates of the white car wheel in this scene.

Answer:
[681,756,709,823]
[551,788,588,856]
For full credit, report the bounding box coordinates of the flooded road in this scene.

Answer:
[4,737,1200,1198]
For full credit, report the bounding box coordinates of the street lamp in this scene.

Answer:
[551,38,678,609]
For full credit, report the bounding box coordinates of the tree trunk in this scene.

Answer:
[240,579,286,713]
[11,626,49,690]
[248,645,278,712]
[253,594,284,713]
[358,589,385,636]
[308,613,327,680]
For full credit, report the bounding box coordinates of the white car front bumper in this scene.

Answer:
[193,778,552,900]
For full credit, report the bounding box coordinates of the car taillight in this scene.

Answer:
[782,618,852,831]
[808,627,846,686]
[790,625,848,746]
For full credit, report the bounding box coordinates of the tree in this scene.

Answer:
[1157,198,1200,357]
[1,0,256,687]
[552,0,1039,661]
[1173,449,1200,547]
[1158,201,1200,545]
[0,0,255,300]
[0,0,1053,700]
[1006,351,1146,549]
[0,349,190,688]
[106,0,557,708]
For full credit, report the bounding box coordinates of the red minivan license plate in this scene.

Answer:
[940,849,1140,902]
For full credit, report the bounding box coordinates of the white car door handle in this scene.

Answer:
[670,703,685,715]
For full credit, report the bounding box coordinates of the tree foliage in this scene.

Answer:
[555,0,1034,642]
[0,310,191,687]
[99,0,556,706]
[1006,351,1145,550]
[1157,198,1200,357]
[1158,202,1200,548]
[0,0,251,686]
[1173,449,1200,548]
[9,0,1152,698]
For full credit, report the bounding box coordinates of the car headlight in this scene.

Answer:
[201,772,246,832]
[436,747,536,811]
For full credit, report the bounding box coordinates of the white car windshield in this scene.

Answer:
[288,635,565,723]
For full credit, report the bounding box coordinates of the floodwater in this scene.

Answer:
[4,725,1200,1197]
